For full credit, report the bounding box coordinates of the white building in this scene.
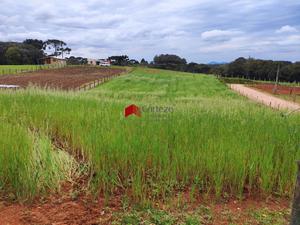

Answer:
[87,58,98,66]
[99,59,111,66]
[87,58,111,66]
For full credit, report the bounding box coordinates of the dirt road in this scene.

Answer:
[230,84,300,111]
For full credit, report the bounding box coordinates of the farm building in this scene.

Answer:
[43,57,66,66]
[99,59,111,66]
[88,58,98,65]
[87,58,111,66]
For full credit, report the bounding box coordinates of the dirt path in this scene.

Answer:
[230,84,300,111]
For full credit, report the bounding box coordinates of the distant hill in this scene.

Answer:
[208,61,227,65]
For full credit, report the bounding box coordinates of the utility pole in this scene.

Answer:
[246,56,250,79]
[272,63,280,94]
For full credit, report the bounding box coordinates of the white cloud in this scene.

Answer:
[199,30,300,60]
[276,25,298,33]
[0,0,300,62]
[201,29,242,40]
[277,35,300,45]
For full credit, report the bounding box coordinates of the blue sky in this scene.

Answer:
[0,0,300,63]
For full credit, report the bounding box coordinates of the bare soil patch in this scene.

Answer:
[252,83,300,95]
[230,84,300,111]
[0,182,113,225]
[0,189,290,225]
[0,66,125,90]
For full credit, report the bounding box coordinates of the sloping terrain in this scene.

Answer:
[0,66,125,90]
[0,67,299,224]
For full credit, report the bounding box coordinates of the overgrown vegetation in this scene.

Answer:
[0,122,75,199]
[149,54,300,82]
[110,205,289,225]
[0,40,44,65]
[0,39,71,65]
[0,67,299,204]
[218,76,300,86]
[222,57,300,82]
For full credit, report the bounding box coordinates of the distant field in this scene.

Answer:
[251,83,300,104]
[221,76,300,86]
[0,66,125,90]
[0,64,63,75]
[222,76,300,104]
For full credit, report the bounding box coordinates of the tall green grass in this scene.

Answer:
[0,121,75,199]
[0,64,65,75]
[0,67,299,202]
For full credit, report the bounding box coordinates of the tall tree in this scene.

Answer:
[227,57,247,77]
[23,39,44,50]
[108,55,129,66]
[129,59,139,65]
[140,58,148,65]
[4,46,23,64]
[66,56,87,65]
[153,54,187,71]
[60,47,71,58]
[43,39,71,58]
[0,43,7,64]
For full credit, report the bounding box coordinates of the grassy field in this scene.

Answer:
[0,64,64,75]
[0,67,299,205]
[279,94,300,104]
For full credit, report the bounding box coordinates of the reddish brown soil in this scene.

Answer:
[212,197,290,224]
[252,83,300,95]
[231,84,300,110]
[0,67,125,90]
[0,189,290,225]
[0,182,122,225]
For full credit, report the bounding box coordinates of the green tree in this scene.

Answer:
[129,59,139,65]
[108,55,129,66]
[227,57,247,77]
[66,56,87,65]
[4,46,23,64]
[290,62,300,82]
[60,47,71,58]
[0,43,7,64]
[153,54,187,71]
[43,39,71,58]
[140,58,148,65]
[23,39,44,50]
[186,63,211,73]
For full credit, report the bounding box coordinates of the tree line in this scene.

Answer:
[0,40,299,82]
[65,55,141,66]
[0,39,71,65]
[149,54,300,82]
[85,54,300,82]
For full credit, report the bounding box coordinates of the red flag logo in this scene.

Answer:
[124,104,141,117]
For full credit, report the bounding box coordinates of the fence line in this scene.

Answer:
[0,63,66,76]
[0,66,122,91]
[75,74,120,91]
[0,74,119,91]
